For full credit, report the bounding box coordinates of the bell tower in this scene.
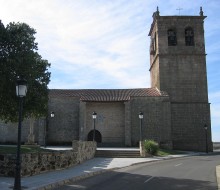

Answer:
[148,7,212,151]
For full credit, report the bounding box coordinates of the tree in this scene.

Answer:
[0,20,51,123]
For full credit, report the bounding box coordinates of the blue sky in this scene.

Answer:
[0,0,219,141]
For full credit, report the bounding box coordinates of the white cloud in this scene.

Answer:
[1,0,220,140]
[28,0,152,89]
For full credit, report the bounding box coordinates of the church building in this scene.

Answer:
[0,7,213,152]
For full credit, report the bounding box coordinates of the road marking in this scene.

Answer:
[144,176,154,183]
[67,184,86,189]
[202,156,209,159]
[175,163,183,167]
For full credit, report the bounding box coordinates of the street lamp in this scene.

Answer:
[204,124,208,153]
[14,76,27,190]
[44,112,55,148]
[139,112,144,141]
[50,111,55,118]
[92,112,97,141]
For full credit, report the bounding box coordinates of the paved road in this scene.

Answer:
[53,154,220,190]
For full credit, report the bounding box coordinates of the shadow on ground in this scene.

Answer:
[52,170,217,190]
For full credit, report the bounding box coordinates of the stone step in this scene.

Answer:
[95,150,141,158]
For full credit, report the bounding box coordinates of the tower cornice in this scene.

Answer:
[148,15,206,36]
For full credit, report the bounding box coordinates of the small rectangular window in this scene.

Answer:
[185,28,194,46]
[168,29,177,46]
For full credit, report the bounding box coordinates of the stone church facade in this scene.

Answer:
[0,8,213,152]
[48,88,171,148]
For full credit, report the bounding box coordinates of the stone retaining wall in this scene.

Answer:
[72,140,96,163]
[0,141,96,177]
[213,142,220,150]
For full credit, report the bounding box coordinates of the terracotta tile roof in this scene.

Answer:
[49,88,168,102]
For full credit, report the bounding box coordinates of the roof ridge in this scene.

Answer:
[49,88,169,101]
[49,88,152,91]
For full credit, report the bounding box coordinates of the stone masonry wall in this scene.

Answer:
[47,96,80,145]
[72,140,96,163]
[84,102,125,146]
[0,141,96,177]
[0,118,45,145]
[171,103,212,151]
[124,101,131,146]
[0,96,80,145]
[130,96,172,148]
[159,55,208,103]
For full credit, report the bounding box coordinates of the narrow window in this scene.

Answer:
[168,29,177,46]
[150,37,155,55]
[150,32,157,55]
[154,32,157,50]
[185,27,194,46]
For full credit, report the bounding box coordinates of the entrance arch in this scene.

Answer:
[87,130,102,143]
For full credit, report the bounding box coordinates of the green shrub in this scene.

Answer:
[144,140,159,155]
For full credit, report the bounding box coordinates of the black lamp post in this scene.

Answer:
[44,112,55,148]
[139,112,144,141]
[92,112,97,141]
[204,124,208,153]
[14,76,27,190]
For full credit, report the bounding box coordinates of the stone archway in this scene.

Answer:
[87,130,102,143]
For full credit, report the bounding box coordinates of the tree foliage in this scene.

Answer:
[0,21,51,122]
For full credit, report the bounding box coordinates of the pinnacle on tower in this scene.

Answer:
[200,7,204,16]
[152,6,160,18]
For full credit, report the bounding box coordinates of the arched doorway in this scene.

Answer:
[87,130,102,143]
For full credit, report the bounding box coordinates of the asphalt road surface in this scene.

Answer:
[53,154,220,190]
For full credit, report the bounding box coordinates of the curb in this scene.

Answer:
[217,165,220,190]
[37,169,111,190]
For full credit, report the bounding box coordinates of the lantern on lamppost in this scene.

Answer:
[92,112,97,141]
[50,111,55,118]
[204,124,208,153]
[139,112,144,141]
[44,111,55,148]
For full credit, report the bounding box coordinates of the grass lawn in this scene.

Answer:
[156,149,185,156]
[0,145,52,154]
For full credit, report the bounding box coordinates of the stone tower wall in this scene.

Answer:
[149,12,212,151]
[150,16,208,102]
[171,103,212,151]
[159,55,208,102]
